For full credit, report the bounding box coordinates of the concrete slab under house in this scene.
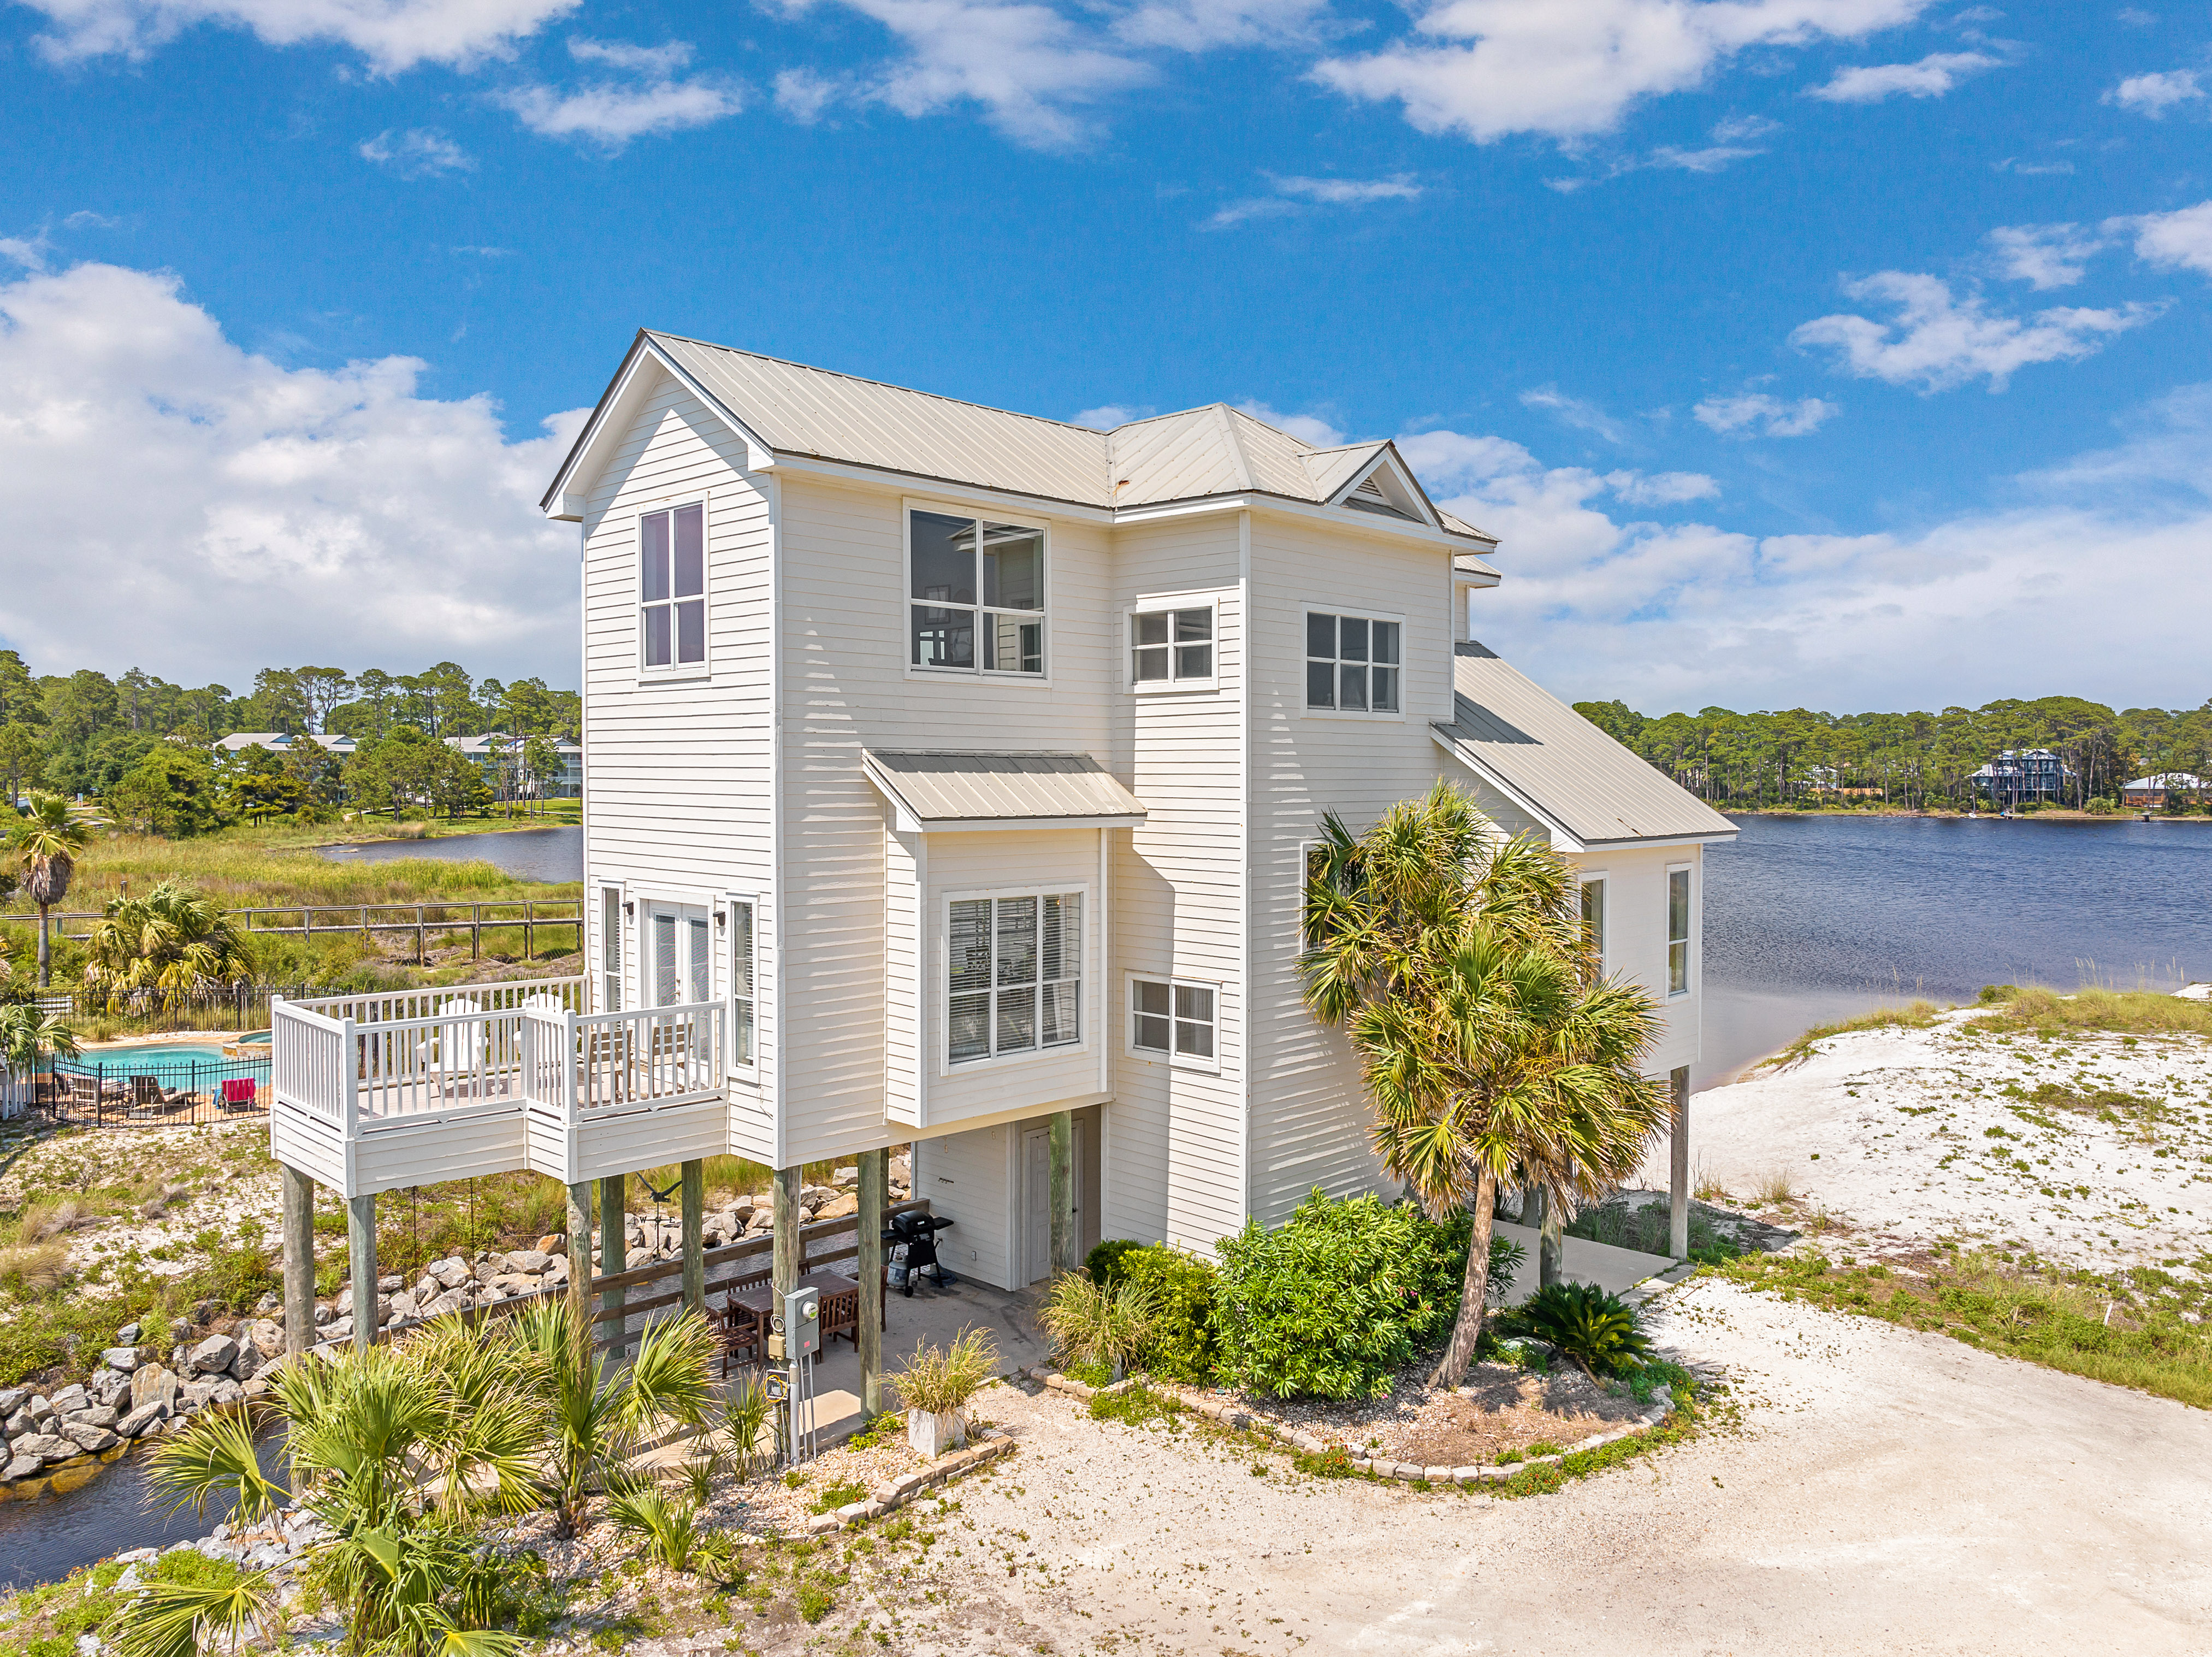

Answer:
[266,335,1735,1411]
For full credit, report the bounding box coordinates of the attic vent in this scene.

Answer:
[1345,468,1419,523]
[1353,474,1389,499]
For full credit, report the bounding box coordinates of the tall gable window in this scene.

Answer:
[909,510,1046,677]
[1305,611,1401,713]
[640,504,706,671]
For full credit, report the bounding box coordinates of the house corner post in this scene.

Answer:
[1669,1064,1691,1259]
[857,1148,886,1417]
[1048,1110,1074,1276]
[681,1159,705,1316]
[565,1181,593,1337]
[772,1166,801,1299]
[346,1192,378,1352]
[281,1165,315,1358]
[600,1174,627,1358]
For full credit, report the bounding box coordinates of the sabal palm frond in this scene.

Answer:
[144,1401,286,1529]
[111,1569,277,1657]
[84,878,255,1006]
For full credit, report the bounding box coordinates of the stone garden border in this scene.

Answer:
[801,1425,1015,1534]
[1028,1260,1700,1489]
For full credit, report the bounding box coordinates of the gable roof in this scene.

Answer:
[1431,642,1736,850]
[862,750,1148,832]
[543,332,1497,546]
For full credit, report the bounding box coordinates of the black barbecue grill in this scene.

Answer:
[885,1210,957,1296]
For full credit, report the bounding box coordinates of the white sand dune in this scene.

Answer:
[1645,1010,2212,1277]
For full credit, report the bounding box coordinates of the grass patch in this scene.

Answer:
[1483,1385,1704,1498]
[1086,1381,1181,1430]
[1764,1001,1942,1069]
[1715,1250,2212,1410]
[1966,984,2212,1040]
[808,1481,868,1516]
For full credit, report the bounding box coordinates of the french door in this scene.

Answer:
[645,903,712,1007]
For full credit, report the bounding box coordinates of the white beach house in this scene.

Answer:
[266,334,1733,1384]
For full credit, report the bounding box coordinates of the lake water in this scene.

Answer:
[1698,813,2212,1084]
[320,825,583,883]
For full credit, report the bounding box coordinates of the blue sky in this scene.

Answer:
[3,0,2209,712]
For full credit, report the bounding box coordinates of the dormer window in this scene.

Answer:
[909,508,1048,677]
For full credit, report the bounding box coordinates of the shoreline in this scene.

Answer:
[1720,806,2209,823]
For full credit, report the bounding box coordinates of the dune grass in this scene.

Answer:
[29,830,581,911]
[1762,1001,1943,1069]
[1966,984,2212,1040]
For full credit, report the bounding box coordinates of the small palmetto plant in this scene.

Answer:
[604,1481,716,1571]
[111,1568,279,1657]
[1040,1272,1158,1379]
[723,1371,773,1477]
[1517,1282,1653,1379]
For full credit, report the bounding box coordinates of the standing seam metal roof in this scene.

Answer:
[861,750,1149,824]
[638,332,1495,540]
[1434,644,1736,846]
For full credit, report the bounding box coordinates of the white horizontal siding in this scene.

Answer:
[910,1123,1015,1290]
[1566,844,1702,1076]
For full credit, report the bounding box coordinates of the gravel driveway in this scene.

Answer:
[871,1278,2212,1655]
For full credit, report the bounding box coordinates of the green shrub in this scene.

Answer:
[1512,1283,1652,1377]
[1116,1245,1218,1383]
[1209,1190,1469,1400]
[1084,1239,1145,1288]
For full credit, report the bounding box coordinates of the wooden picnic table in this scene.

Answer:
[712,1267,882,1373]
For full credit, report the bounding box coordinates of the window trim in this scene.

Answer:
[1666,863,1693,999]
[596,882,625,1016]
[1127,592,1222,694]
[724,895,759,1075]
[938,882,1092,1075]
[903,497,1054,685]
[1578,871,1608,975]
[1301,606,1408,721]
[637,499,711,680]
[1125,972,1222,1074]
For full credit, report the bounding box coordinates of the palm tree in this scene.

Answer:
[84,878,255,1009]
[1300,780,1670,1389]
[4,792,100,986]
[507,1297,719,1539]
[137,1332,539,1657]
[0,1000,76,1113]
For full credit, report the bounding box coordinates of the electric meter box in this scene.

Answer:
[783,1286,821,1359]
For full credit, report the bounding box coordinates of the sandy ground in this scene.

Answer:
[837,1278,2212,1655]
[1645,1012,2212,1278]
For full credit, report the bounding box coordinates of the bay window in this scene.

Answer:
[910,510,1047,676]
[948,892,1082,1063]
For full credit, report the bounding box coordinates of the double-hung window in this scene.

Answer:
[909,510,1046,676]
[948,893,1081,1063]
[1130,977,1216,1068]
[728,900,755,1068]
[640,504,706,671]
[599,886,623,1013]
[1667,867,1691,995]
[1306,611,1400,713]
[1131,603,1215,688]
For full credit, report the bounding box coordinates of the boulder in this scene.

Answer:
[429,1258,472,1290]
[492,1275,537,1297]
[58,1420,120,1454]
[535,1233,565,1255]
[312,1305,333,1326]
[4,1411,29,1438]
[208,1381,244,1408]
[16,1432,76,1460]
[49,1384,87,1413]
[69,1405,120,1429]
[504,1249,552,1275]
[27,1395,55,1424]
[323,1318,354,1345]
[180,1377,226,1410]
[3,1453,42,1481]
[92,1371,132,1408]
[420,1289,468,1320]
[544,1255,571,1284]
[188,1334,239,1374]
[472,1260,500,1287]
[386,1292,419,1322]
[377,1275,404,1293]
[113,1325,141,1348]
[228,1347,259,1382]
[817,1194,861,1221]
[334,1288,353,1317]
[0,1388,22,1416]
[131,1365,179,1413]
[624,1247,654,1271]
[117,1404,168,1438]
[246,1319,286,1359]
[252,1295,279,1316]
[100,1347,140,1372]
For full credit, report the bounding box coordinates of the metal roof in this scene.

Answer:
[1432,644,1737,848]
[596,333,1497,542]
[862,750,1148,828]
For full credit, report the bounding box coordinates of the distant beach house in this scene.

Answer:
[2121,772,2203,809]
[267,335,1732,1372]
[1971,748,2073,806]
[214,730,358,758]
[444,732,584,799]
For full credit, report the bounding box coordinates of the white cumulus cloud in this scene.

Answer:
[359,128,475,178]
[2109,199,2212,277]
[2106,69,2204,116]
[1311,0,1930,144]
[23,0,579,70]
[1986,221,2103,289]
[1111,0,1329,51]
[0,261,583,686]
[1693,391,1838,437]
[1805,49,1998,102]
[1203,173,1422,229]
[1520,385,1626,444]
[1237,400,1344,445]
[1791,272,2162,392]
[1072,403,1154,427]
[495,37,741,145]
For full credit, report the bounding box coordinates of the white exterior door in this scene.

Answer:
[1020,1121,1089,1285]
[645,903,712,1007]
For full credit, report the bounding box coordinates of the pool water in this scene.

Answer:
[81,1043,228,1065]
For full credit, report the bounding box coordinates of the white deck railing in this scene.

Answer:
[273,979,724,1138]
[522,1000,724,1114]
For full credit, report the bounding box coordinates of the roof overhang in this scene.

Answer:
[1429,726,1738,854]
[861,749,1148,835]
[541,333,777,521]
